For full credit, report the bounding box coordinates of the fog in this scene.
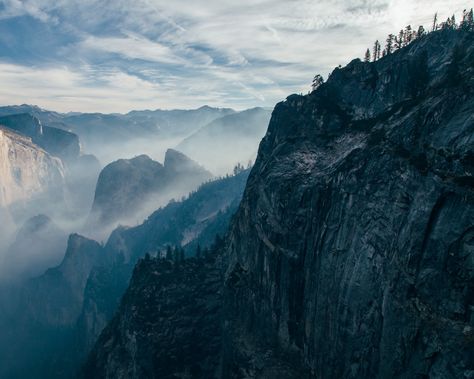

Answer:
[0,106,270,285]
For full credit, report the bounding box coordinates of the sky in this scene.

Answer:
[0,0,469,113]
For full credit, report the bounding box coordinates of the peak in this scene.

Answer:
[163,148,196,167]
[164,148,211,176]
[130,154,153,163]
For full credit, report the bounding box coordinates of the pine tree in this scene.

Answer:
[364,48,371,62]
[385,34,394,55]
[404,25,413,45]
[432,12,438,32]
[311,74,324,91]
[466,9,474,29]
[373,40,381,61]
[417,25,425,38]
[397,29,405,48]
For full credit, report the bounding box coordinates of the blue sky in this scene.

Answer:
[0,0,468,113]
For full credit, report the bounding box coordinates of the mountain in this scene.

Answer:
[87,149,213,235]
[78,169,250,353]
[176,107,272,174]
[0,169,250,379]
[84,28,474,379]
[0,105,236,165]
[0,234,105,379]
[0,126,65,217]
[60,106,235,164]
[0,113,80,162]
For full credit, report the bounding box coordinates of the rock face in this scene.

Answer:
[0,113,80,162]
[177,107,272,174]
[0,126,64,211]
[222,29,474,378]
[88,150,212,234]
[83,29,474,379]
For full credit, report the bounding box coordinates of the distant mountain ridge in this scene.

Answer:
[176,107,272,174]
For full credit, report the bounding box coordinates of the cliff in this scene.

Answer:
[0,126,64,210]
[222,28,474,378]
[0,113,80,162]
[83,28,474,379]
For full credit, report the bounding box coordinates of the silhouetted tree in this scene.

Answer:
[417,25,426,38]
[233,163,245,176]
[432,12,438,31]
[311,74,324,91]
[404,25,413,45]
[385,34,394,55]
[396,29,404,49]
[364,48,371,62]
[373,40,381,61]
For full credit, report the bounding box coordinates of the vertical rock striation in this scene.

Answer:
[222,29,474,378]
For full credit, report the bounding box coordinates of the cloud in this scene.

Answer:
[0,0,469,112]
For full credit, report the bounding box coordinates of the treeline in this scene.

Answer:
[143,233,225,264]
[365,9,474,62]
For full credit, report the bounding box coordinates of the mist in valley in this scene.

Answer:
[0,104,267,284]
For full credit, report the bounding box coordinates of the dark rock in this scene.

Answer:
[222,28,474,378]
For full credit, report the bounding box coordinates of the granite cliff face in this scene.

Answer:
[222,28,474,378]
[0,126,64,211]
[84,29,474,379]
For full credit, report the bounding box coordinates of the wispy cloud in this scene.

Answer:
[0,0,469,112]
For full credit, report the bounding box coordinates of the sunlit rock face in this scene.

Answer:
[0,126,64,210]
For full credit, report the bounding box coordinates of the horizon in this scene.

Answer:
[0,1,469,113]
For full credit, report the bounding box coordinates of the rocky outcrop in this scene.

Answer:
[0,126,64,211]
[88,150,212,235]
[177,107,272,174]
[0,113,80,162]
[222,28,474,378]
